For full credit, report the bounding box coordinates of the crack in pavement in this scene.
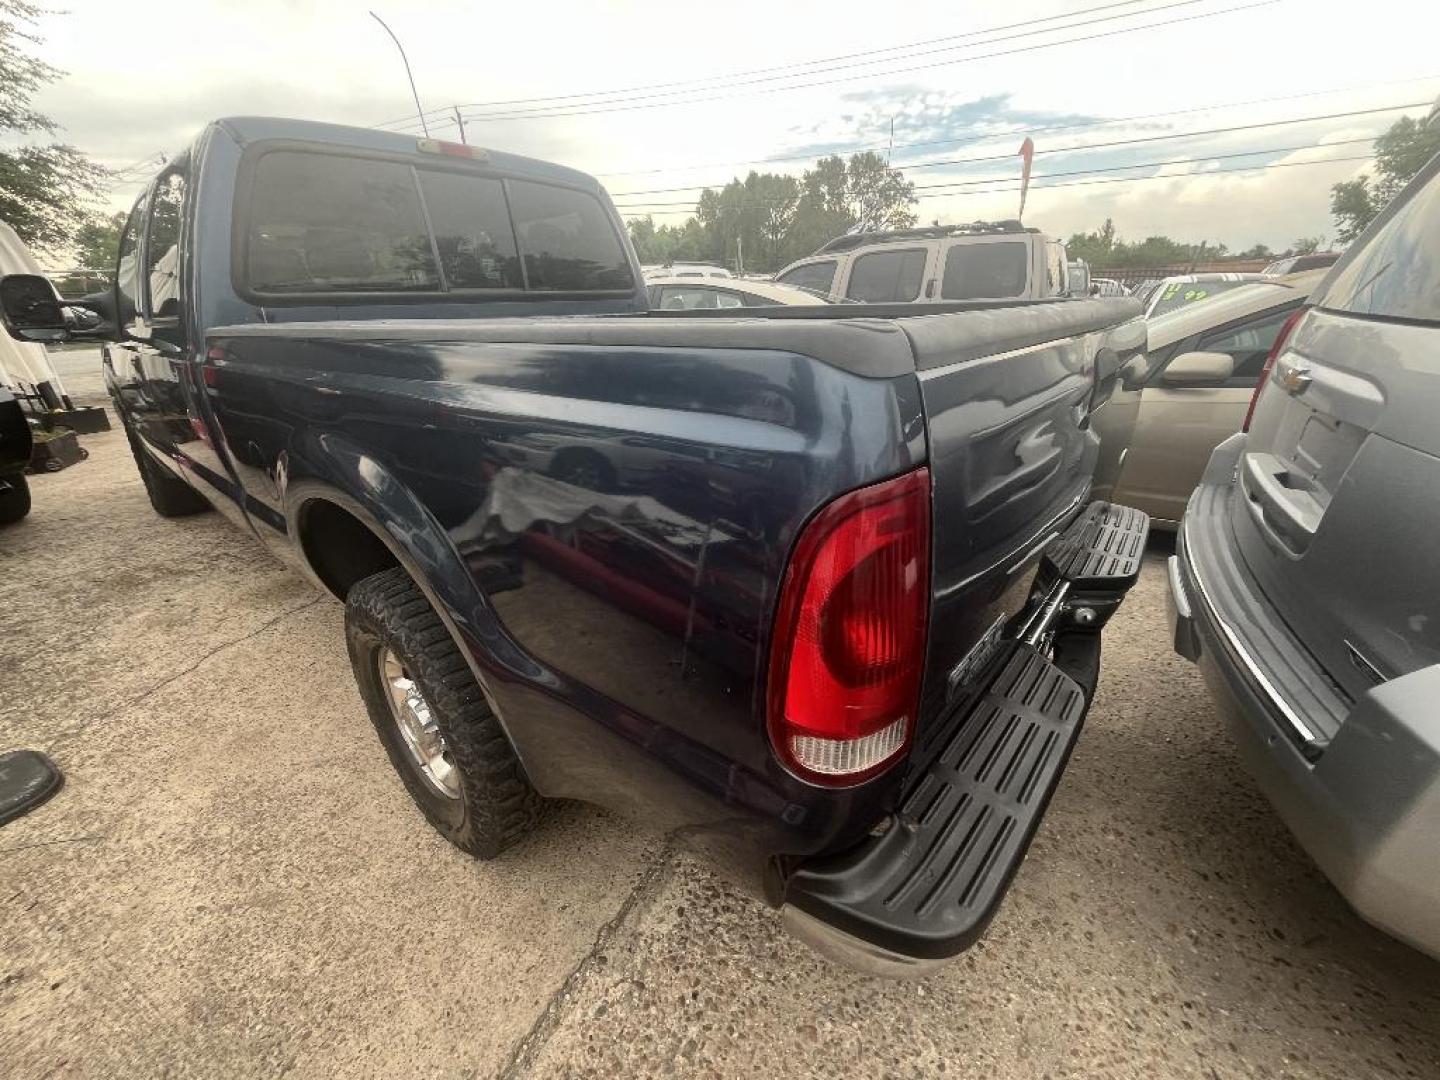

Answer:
[495,842,677,1080]
[42,595,328,752]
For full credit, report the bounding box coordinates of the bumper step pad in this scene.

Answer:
[786,645,1088,962]
[1042,501,1149,592]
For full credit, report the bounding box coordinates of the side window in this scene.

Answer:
[145,170,185,319]
[738,291,780,307]
[776,260,837,297]
[115,197,144,324]
[1045,243,1066,297]
[845,248,926,303]
[1193,306,1296,385]
[506,180,633,291]
[417,170,522,290]
[245,151,439,293]
[657,286,741,310]
[942,242,1028,299]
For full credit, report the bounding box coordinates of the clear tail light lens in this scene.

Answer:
[767,468,930,786]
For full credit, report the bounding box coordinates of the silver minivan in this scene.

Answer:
[1169,140,1440,957]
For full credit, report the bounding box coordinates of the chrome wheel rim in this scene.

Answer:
[380,648,461,800]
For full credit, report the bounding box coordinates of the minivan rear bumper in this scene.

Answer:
[1172,434,1440,959]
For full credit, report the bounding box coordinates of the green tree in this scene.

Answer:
[0,1,108,255]
[71,210,126,270]
[1331,115,1440,243]
[1289,236,1324,255]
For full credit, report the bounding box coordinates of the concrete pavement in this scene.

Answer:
[2,419,1438,1078]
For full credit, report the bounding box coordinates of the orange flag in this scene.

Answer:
[1018,137,1035,221]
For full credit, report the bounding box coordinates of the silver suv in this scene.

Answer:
[773,222,1070,304]
[1168,139,1440,957]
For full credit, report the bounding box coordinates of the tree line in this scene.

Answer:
[1063,219,1328,269]
[627,151,919,272]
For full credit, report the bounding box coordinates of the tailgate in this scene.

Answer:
[898,300,1143,741]
[1232,162,1440,705]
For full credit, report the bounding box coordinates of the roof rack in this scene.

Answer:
[814,220,1037,255]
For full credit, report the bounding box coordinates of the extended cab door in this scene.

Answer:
[1113,301,1299,523]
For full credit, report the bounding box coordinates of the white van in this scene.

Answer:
[773,222,1070,304]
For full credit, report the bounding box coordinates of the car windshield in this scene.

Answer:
[1147,279,1252,317]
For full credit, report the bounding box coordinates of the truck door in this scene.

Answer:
[102,197,146,433]
[118,169,197,466]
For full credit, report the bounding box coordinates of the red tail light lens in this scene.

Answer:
[767,468,930,786]
[1243,306,1308,432]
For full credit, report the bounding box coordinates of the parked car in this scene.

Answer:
[0,117,1148,974]
[1168,143,1440,959]
[1129,277,1163,308]
[773,222,1070,304]
[0,383,31,524]
[1142,272,1263,317]
[645,276,828,309]
[1090,277,1129,297]
[1261,252,1341,276]
[1092,270,1326,525]
[643,262,731,280]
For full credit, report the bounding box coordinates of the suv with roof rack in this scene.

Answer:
[773,221,1071,304]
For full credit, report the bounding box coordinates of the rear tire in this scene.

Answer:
[125,425,209,518]
[0,474,31,525]
[345,567,542,858]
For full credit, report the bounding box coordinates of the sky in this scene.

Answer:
[22,0,1440,259]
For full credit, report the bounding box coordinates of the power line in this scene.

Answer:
[378,0,1167,130]
[374,0,1149,129]
[612,138,1380,209]
[588,73,1440,180]
[608,100,1427,201]
[615,153,1375,216]
[389,0,1275,129]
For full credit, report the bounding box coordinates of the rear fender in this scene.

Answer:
[280,431,544,768]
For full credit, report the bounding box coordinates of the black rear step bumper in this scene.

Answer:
[781,501,1148,974]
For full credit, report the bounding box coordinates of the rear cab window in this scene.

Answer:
[238,147,633,299]
[845,248,927,302]
[941,241,1027,300]
[145,169,186,320]
[1317,172,1440,325]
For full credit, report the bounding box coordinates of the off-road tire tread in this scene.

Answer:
[124,424,209,517]
[345,567,542,859]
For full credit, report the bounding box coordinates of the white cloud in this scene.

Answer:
[18,0,1440,249]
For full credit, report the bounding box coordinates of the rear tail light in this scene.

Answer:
[767,468,930,786]
[1243,306,1309,432]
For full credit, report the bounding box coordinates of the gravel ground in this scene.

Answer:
[2,417,1438,1079]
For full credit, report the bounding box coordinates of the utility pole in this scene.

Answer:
[887,116,895,165]
[453,106,468,145]
[736,234,744,276]
[370,11,428,137]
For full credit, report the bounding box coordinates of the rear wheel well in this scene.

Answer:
[298,499,400,600]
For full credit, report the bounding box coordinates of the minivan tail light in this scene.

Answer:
[1244,306,1309,432]
[767,468,930,786]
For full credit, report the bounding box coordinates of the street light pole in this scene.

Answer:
[370,11,428,137]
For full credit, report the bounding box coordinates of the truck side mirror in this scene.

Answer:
[1161,350,1235,387]
[0,274,68,342]
[0,273,118,344]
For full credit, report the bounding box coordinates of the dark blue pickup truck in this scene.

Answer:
[0,117,1147,973]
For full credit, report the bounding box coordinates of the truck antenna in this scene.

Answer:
[370,11,429,138]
